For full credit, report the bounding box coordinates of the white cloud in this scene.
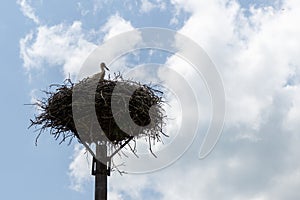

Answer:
[152,0,300,199]
[140,0,155,13]
[20,21,97,78]
[19,0,300,199]
[170,0,300,130]
[140,0,166,13]
[101,13,135,41]
[20,12,139,81]
[283,86,300,132]
[109,192,124,200]
[68,144,92,192]
[17,0,40,24]
[106,0,300,199]
[95,13,142,74]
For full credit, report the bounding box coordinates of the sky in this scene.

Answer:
[1,0,300,199]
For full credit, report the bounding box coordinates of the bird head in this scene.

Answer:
[100,62,109,71]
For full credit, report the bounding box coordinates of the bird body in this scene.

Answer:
[91,62,109,81]
[99,63,109,81]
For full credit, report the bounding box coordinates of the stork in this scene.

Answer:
[99,62,109,81]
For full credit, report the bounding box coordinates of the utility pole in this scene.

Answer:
[92,142,109,200]
[91,137,133,200]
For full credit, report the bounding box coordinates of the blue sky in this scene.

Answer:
[1,0,300,200]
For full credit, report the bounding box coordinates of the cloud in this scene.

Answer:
[17,0,40,24]
[19,21,97,78]
[19,0,300,199]
[101,13,135,41]
[151,0,300,199]
[106,0,300,199]
[95,13,141,73]
[68,144,92,192]
[19,11,140,81]
[140,0,156,13]
[139,0,166,13]
[170,0,300,130]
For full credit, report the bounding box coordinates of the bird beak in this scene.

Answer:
[105,66,109,71]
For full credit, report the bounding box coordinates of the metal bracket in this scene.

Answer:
[91,157,111,176]
[91,136,134,176]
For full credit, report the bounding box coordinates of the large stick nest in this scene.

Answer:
[30,73,166,148]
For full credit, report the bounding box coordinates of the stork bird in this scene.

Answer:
[99,62,109,81]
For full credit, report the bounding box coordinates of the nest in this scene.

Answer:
[30,74,166,150]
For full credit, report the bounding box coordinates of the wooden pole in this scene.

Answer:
[94,143,108,200]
